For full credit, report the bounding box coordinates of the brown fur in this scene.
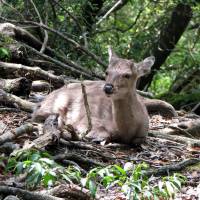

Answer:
[32,48,155,144]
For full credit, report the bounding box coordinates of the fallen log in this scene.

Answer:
[0,89,35,112]
[0,61,65,89]
[0,77,32,96]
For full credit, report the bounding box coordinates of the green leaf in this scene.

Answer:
[16,162,24,174]
[43,172,56,187]
[88,180,97,198]
[165,181,175,197]
[62,174,73,184]
[114,165,126,176]
[31,153,40,161]
[39,158,54,165]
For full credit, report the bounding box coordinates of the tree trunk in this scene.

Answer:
[137,3,192,90]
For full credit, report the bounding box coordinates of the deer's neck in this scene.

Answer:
[112,89,139,131]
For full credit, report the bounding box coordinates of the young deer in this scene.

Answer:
[32,48,155,144]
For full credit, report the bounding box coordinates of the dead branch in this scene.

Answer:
[0,89,35,112]
[0,186,64,200]
[0,22,101,79]
[54,152,105,167]
[96,0,126,25]
[0,77,32,96]
[20,115,60,151]
[0,61,65,88]
[0,22,53,57]
[30,0,48,53]
[81,83,92,138]
[149,130,200,147]
[0,17,107,68]
[0,123,34,145]
[145,158,200,177]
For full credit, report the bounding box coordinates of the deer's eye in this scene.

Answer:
[105,71,109,76]
[123,74,131,79]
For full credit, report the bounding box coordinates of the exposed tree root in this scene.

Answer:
[145,158,200,177]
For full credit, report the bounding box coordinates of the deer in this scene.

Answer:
[32,47,155,144]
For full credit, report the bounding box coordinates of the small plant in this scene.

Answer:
[81,162,186,199]
[0,47,11,61]
[6,150,81,188]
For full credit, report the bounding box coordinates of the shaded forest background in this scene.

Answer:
[0,0,199,111]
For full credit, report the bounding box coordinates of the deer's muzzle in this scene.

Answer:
[103,83,114,95]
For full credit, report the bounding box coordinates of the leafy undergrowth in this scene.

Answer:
[3,149,186,200]
[0,111,200,199]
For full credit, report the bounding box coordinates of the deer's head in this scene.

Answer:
[103,47,155,99]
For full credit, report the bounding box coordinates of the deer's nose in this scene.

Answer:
[103,83,114,94]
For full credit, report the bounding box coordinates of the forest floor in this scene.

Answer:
[0,109,200,200]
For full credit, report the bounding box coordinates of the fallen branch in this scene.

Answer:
[0,62,65,88]
[0,186,64,200]
[54,152,105,167]
[0,77,32,96]
[81,83,92,138]
[145,158,200,177]
[0,123,34,145]
[0,18,107,68]
[0,89,35,112]
[149,130,200,147]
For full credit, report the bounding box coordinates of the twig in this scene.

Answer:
[96,0,123,25]
[30,0,49,53]
[81,83,92,137]
[0,61,65,88]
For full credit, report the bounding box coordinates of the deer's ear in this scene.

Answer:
[135,56,155,77]
[108,46,117,63]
